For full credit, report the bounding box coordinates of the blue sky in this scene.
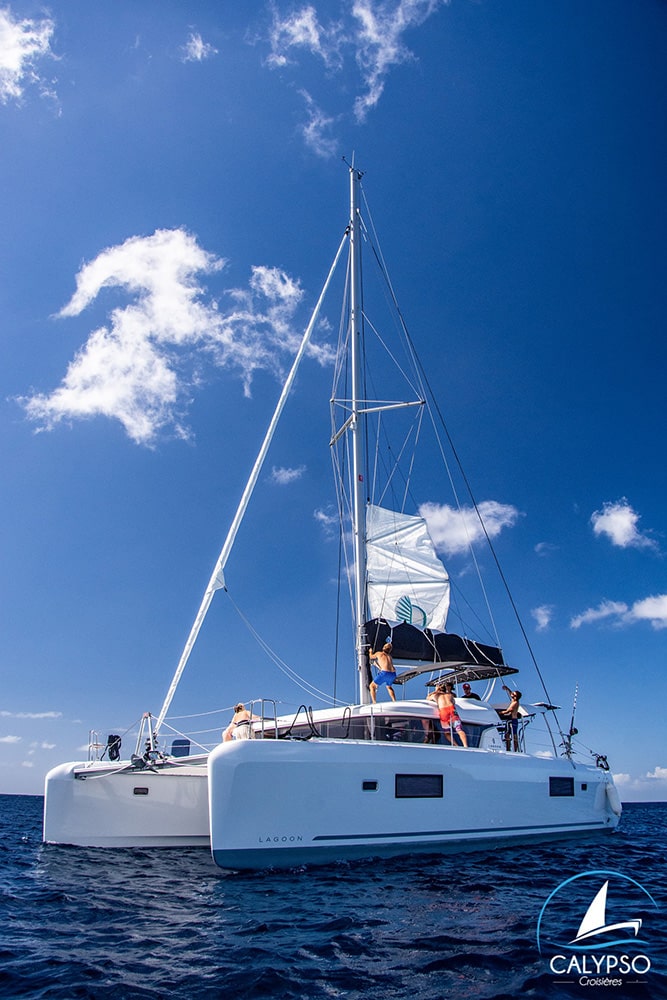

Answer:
[1,0,665,799]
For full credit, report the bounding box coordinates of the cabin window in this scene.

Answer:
[133,787,149,796]
[581,783,588,791]
[321,718,366,739]
[549,776,575,797]
[362,780,378,791]
[395,773,443,799]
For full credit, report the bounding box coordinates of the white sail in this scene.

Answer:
[366,504,450,631]
[570,881,642,944]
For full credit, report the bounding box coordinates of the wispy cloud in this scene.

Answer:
[180,31,218,63]
[20,229,332,446]
[0,6,56,104]
[0,710,62,719]
[299,89,339,157]
[591,498,657,551]
[351,0,447,121]
[314,505,340,538]
[0,735,21,744]
[532,605,554,631]
[534,541,557,557]
[271,465,306,485]
[265,0,448,148]
[570,594,667,630]
[419,500,521,557]
[267,4,343,69]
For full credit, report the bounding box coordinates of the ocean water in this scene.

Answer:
[1,796,665,1000]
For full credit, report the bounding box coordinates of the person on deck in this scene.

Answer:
[369,642,397,703]
[499,685,522,751]
[223,703,254,742]
[462,682,481,700]
[436,683,468,748]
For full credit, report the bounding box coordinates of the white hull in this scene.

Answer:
[208,739,620,870]
[43,759,210,848]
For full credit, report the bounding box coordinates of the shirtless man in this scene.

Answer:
[500,684,522,751]
[436,682,468,748]
[368,642,397,703]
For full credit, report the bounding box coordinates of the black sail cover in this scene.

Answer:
[365,618,504,667]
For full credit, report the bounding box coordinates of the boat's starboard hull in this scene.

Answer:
[208,738,620,870]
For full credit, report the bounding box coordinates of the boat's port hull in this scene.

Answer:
[43,760,210,848]
[209,738,620,870]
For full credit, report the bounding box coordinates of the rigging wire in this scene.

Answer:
[222,588,337,707]
[359,179,564,751]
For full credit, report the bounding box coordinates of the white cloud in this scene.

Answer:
[570,594,667,631]
[265,1,447,146]
[532,605,553,631]
[612,767,667,802]
[271,465,306,485]
[0,735,21,743]
[535,541,557,557]
[0,710,62,719]
[626,594,667,630]
[352,0,447,121]
[180,32,217,63]
[300,89,339,158]
[267,4,342,69]
[570,599,628,630]
[21,759,34,768]
[591,498,657,551]
[419,500,521,557]
[21,229,331,445]
[314,506,340,538]
[0,6,56,104]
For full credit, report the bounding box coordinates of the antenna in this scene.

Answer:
[561,683,579,758]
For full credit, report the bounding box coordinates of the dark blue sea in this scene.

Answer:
[1,796,665,1000]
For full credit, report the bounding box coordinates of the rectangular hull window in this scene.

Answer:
[395,773,443,799]
[549,776,575,797]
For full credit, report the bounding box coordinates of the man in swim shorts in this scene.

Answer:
[499,685,522,751]
[369,642,397,703]
[436,683,468,747]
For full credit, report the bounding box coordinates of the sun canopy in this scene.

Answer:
[365,618,505,666]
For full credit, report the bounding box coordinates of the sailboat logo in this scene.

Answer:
[536,869,657,958]
[395,595,428,627]
[569,880,642,946]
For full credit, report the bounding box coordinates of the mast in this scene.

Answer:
[349,166,370,704]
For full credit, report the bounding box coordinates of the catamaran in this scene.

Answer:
[44,165,622,864]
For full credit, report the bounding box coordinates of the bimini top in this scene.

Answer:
[365,617,514,687]
[366,618,504,665]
